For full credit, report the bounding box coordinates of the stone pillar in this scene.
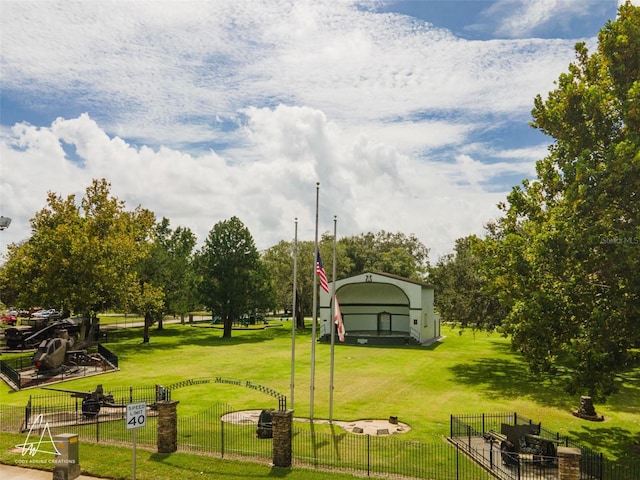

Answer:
[557,446,581,480]
[157,400,179,453]
[271,409,294,468]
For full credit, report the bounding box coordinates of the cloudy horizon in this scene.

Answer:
[1,0,637,262]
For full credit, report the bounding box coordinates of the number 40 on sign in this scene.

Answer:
[126,402,147,429]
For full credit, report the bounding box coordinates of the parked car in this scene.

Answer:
[1,313,18,326]
[32,309,61,320]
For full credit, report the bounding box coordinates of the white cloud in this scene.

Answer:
[0,0,578,148]
[1,0,621,262]
[1,110,517,261]
[494,0,573,37]
[447,154,536,185]
[487,0,608,38]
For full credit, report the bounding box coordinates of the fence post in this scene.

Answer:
[271,409,294,468]
[450,414,453,438]
[367,434,371,477]
[24,396,32,432]
[599,452,603,480]
[157,400,179,453]
[221,418,225,458]
[557,447,581,480]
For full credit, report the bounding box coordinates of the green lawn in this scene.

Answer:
[0,432,359,480]
[2,321,639,463]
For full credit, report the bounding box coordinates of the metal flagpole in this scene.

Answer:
[290,218,298,411]
[310,182,320,421]
[329,215,337,422]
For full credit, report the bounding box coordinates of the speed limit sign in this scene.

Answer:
[126,402,147,429]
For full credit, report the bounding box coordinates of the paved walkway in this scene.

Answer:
[0,463,110,480]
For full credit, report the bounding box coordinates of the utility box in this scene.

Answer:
[53,433,80,480]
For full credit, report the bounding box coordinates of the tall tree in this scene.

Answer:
[340,231,430,279]
[484,3,640,398]
[262,233,353,322]
[430,236,506,330]
[262,229,428,321]
[149,218,198,325]
[1,179,155,336]
[262,240,296,315]
[196,217,273,338]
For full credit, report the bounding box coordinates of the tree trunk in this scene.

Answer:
[143,312,150,343]
[223,316,232,338]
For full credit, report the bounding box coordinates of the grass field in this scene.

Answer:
[1,319,639,463]
[0,431,360,480]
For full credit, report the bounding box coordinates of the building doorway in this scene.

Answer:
[377,311,392,333]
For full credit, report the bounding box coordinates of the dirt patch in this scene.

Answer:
[337,418,411,435]
[221,410,410,436]
[221,410,263,424]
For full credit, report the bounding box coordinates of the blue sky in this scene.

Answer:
[0,0,635,261]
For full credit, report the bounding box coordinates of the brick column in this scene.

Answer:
[157,400,179,453]
[271,409,294,467]
[557,446,581,480]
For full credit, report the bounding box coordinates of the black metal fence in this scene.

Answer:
[97,343,118,368]
[178,403,272,460]
[20,385,166,432]
[0,344,119,390]
[0,404,25,432]
[450,413,639,480]
[0,355,25,387]
[2,394,638,480]
[177,407,493,479]
[0,386,272,460]
[0,386,163,445]
[293,429,494,479]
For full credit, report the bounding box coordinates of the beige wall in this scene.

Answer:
[319,272,440,344]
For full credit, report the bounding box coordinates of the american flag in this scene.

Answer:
[316,252,330,293]
[334,295,345,342]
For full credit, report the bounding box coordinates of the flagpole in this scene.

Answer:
[329,215,337,422]
[290,217,298,411]
[310,182,319,421]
